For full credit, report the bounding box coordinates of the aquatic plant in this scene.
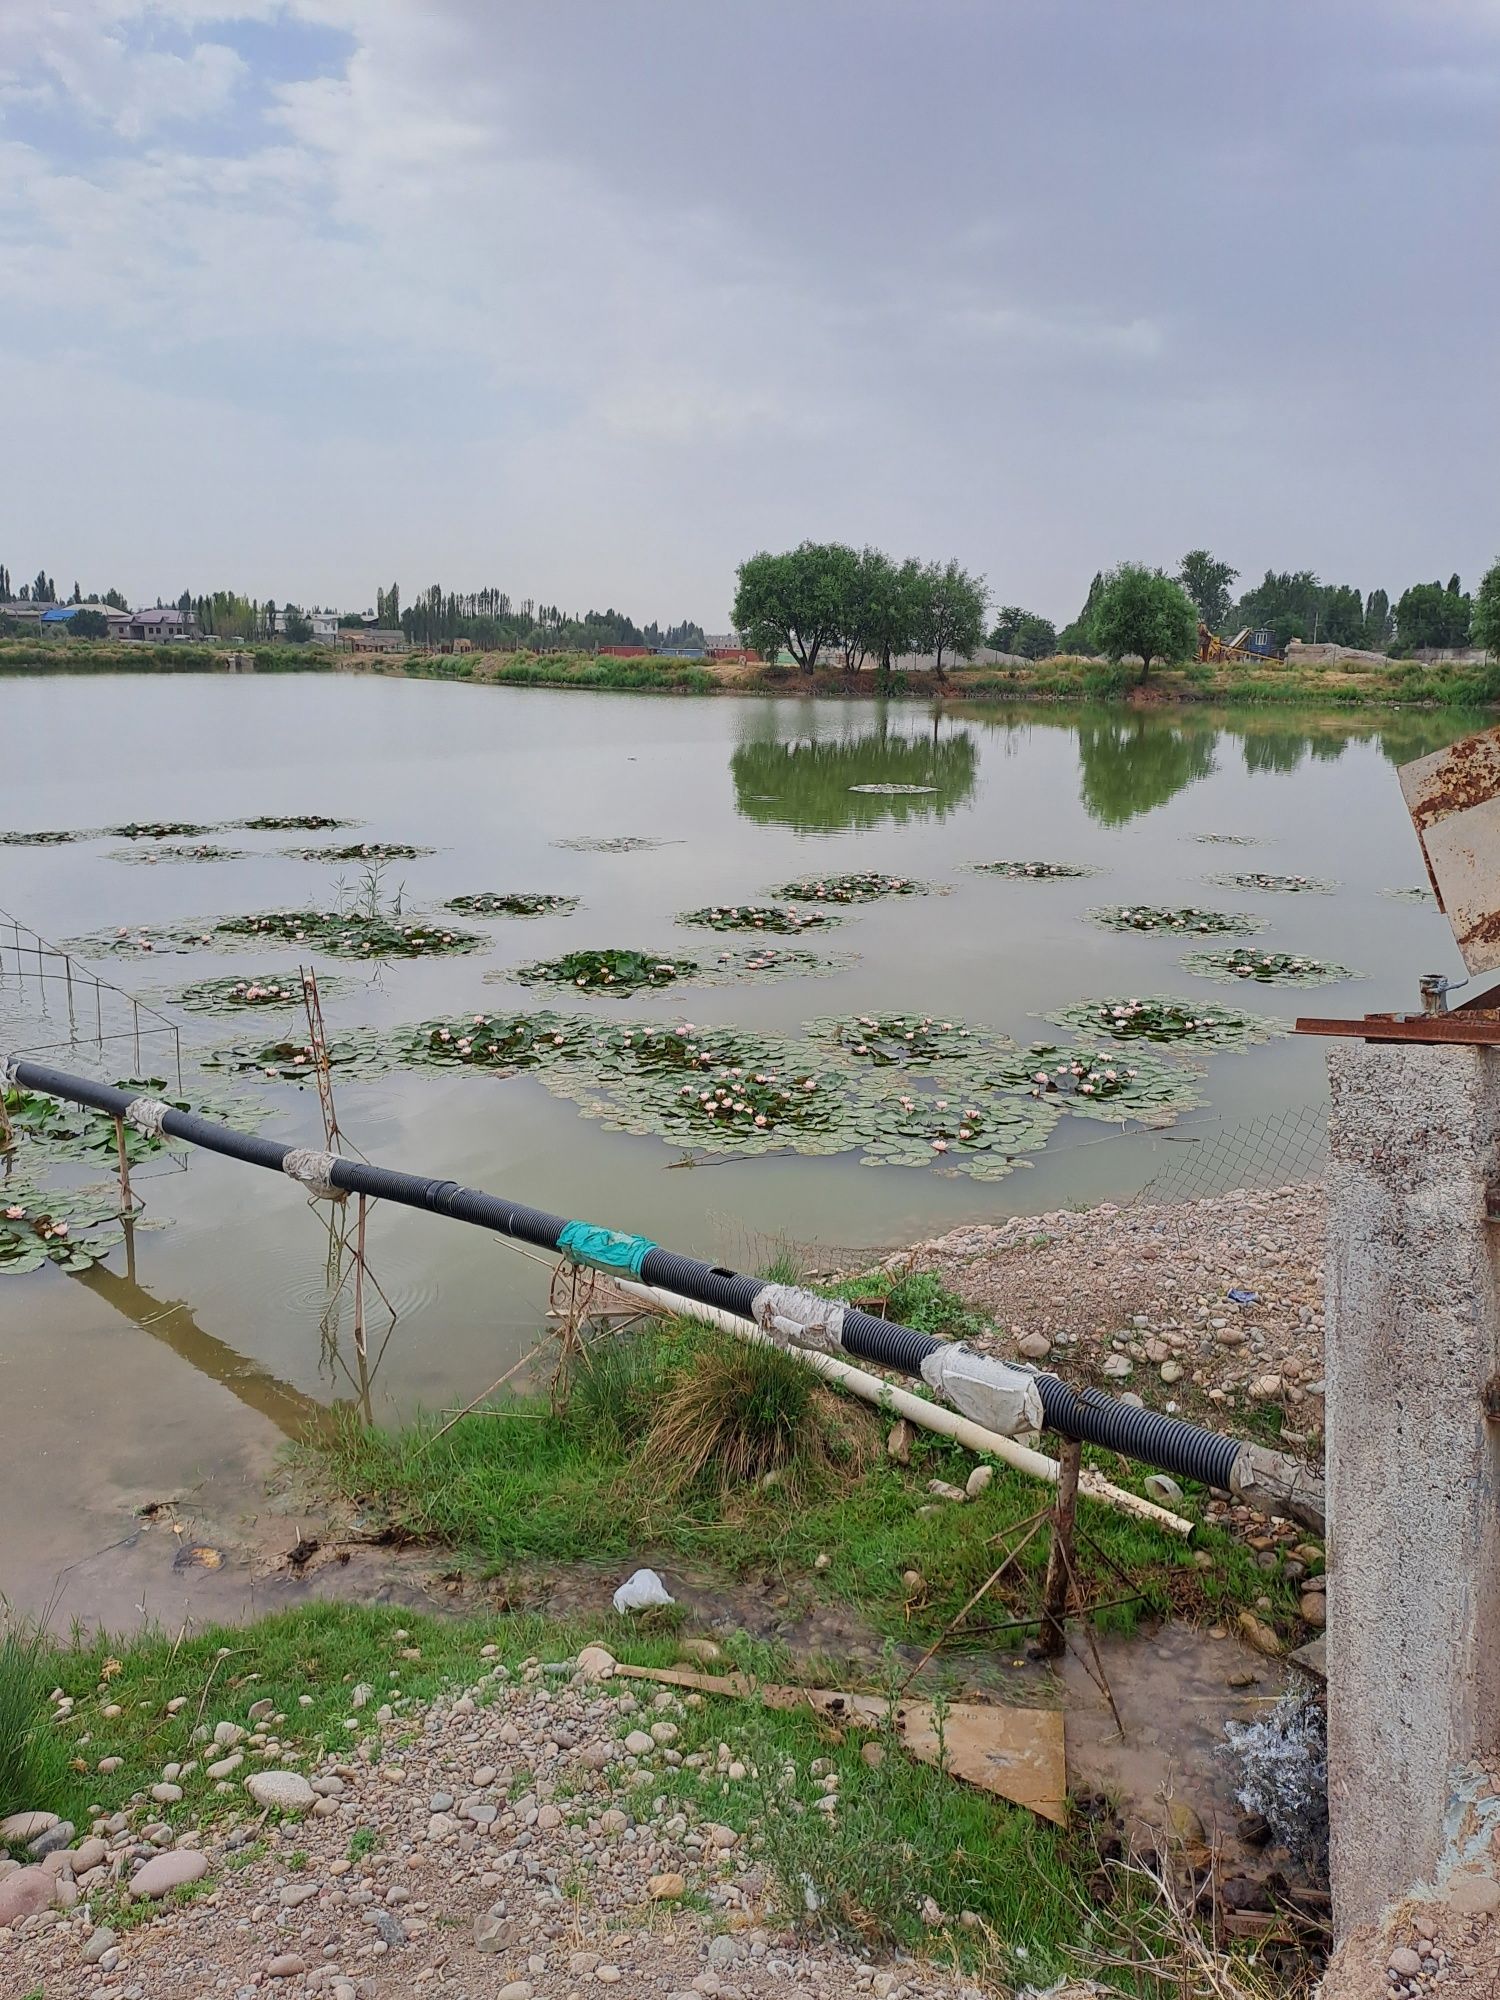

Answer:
[204,1035,386,1083]
[1088,905,1263,936]
[287,841,434,862]
[173,974,325,1014]
[1181,946,1360,986]
[0,828,93,846]
[1383,884,1436,904]
[804,1012,995,1066]
[387,1011,587,1073]
[773,872,929,903]
[2,1081,183,1168]
[215,909,483,958]
[1189,833,1262,846]
[106,820,213,840]
[1045,996,1286,1050]
[1020,1043,1202,1124]
[677,904,840,933]
[849,1076,1060,1177]
[1206,872,1336,894]
[968,860,1098,880]
[107,843,247,865]
[513,947,697,994]
[237,814,356,832]
[445,892,580,918]
[552,835,680,852]
[0,1186,126,1274]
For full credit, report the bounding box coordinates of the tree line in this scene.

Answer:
[731,545,989,675]
[374,581,705,653]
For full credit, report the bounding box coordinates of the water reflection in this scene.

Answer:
[731,710,978,830]
[1076,716,1217,827]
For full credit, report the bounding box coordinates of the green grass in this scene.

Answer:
[312,1298,1297,1652]
[0,1612,71,1820]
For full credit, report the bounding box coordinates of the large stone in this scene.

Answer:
[245,1771,315,1811]
[0,1813,56,1844]
[129,1848,210,1898]
[82,1924,118,1964]
[0,1866,57,1925]
[27,1820,74,1856]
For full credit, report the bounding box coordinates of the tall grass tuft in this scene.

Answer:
[638,1331,872,1500]
[0,1611,62,1823]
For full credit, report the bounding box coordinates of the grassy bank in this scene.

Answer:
[4,635,1494,707]
[309,1273,1299,1651]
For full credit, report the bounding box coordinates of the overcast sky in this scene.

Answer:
[2,0,1496,625]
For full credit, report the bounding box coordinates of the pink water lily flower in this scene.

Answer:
[5,1205,23,1220]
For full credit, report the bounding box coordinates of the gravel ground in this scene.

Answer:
[896,1183,1327,1454]
[1319,1888,1500,2000]
[1,1654,988,2000]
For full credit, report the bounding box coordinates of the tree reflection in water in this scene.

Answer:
[731,712,977,832]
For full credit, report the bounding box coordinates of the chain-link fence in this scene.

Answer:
[1134,1100,1327,1207]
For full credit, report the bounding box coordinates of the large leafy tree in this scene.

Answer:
[1318,584,1366,647]
[732,542,847,672]
[1091,564,1198,679]
[1176,549,1238,629]
[911,559,987,676]
[988,605,1057,658]
[1473,559,1500,658]
[1396,579,1471,652]
[67,608,109,639]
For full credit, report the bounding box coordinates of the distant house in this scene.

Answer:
[337,627,407,654]
[129,606,199,642]
[41,603,133,635]
[0,602,45,627]
[308,609,339,644]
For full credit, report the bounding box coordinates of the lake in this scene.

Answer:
[0,674,1476,1619]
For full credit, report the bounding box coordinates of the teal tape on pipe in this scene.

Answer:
[557,1220,657,1278]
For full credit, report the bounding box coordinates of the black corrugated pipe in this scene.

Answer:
[5,1054,1253,1490]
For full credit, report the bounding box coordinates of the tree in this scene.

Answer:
[102,587,128,611]
[31,570,54,603]
[1090,564,1198,679]
[281,604,313,644]
[988,606,1057,658]
[1396,580,1471,652]
[1364,588,1392,649]
[0,565,10,600]
[1056,570,1105,653]
[910,559,986,676]
[1176,550,1238,630]
[67,608,109,639]
[732,543,846,672]
[1318,584,1365,647]
[1468,560,1500,658]
[69,580,82,604]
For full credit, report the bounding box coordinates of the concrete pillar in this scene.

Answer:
[1326,1042,1500,1932]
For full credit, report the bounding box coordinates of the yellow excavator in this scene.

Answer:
[1198,621,1282,664]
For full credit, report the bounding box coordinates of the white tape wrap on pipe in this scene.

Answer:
[918,1343,1043,1439]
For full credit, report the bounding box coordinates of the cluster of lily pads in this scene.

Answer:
[1190,833,1262,847]
[73,909,485,960]
[1090,905,1263,936]
[1384,885,1436,905]
[805,1012,978,1066]
[1207,872,1336,895]
[553,835,678,853]
[3,811,357,847]
[0,1186,126,1274]
[237,814,354,832]
[3,1080,181,1170]
[444,892,580,918]
[969,860,1098,880]
[107,844,247,866]
[0,828,88,846]
[772,872,928,903]
[287,841,433,862]
[513,947,693,994]
[173,973,321,1015]
[678,904,839,934]
[1181,947,1359,986]
[1046,996,1286,1049]
[108,820,213,840]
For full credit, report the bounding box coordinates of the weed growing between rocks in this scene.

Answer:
[444,892,580,917]
[1045,997,1287,1050]
[1181,948,1361,987]
[1089,906,1264,936]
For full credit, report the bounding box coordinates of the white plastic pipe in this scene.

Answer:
[614,1277,1191,1537]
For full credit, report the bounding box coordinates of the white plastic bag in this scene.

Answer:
[611,1568,676,1614]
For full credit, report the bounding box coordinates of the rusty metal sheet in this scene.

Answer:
[1399,727,1500,974]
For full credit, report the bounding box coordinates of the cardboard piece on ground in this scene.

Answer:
[611,1662,1066,1825]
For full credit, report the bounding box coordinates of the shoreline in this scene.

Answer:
[2,638,1497,710]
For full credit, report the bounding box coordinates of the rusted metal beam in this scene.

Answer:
[1296,1013,1500,1046]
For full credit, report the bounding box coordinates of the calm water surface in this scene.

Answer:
[0,675,1477,1619]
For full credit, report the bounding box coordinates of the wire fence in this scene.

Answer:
[1134,1101,1327,1208]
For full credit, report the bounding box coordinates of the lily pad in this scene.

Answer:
[677,904,841,934]
[1017,1044,1203,1125]
[512,947,698,994]
[1383,885,1436,905]
[849,1074,1060,1178]
[2,1081,185,1169]
[552,836,680,853]
[384,1010,589,1074]
[969,860,1099,880]
[203,1035,390,1083]
[445,892,580,918]
[107,844,248,865]
[804,1012,1000,1066]
[1206,872,1337,895]
[1045,996,1286,1050]
[174,973,339,1015]
[0,1186,126,1275]
[214,910,483,959]
[773,872,929,904]
[1181,947,1361,987]
[286,841,434,862]
[237,814,357,832]
[107,821,214,840]
[1089,905,1264,936]
[0,828,94,846]
[1189,833,1262,846]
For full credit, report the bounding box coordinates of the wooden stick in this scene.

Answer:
[896,1510,1049,1695]
[1040,1436,1082,1658]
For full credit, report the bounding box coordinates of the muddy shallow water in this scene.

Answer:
[0,675,1465,1646]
